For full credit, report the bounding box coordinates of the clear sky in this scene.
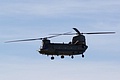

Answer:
[0,0,120,80]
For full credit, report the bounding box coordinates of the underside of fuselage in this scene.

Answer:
[39,48,86,55]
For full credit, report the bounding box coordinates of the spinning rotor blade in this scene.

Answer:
[45,35,60,38]
[49,31,115,36]
[50,28,115,36]
[49,32,74,35]
[5,35,60,43]
[82,32,115,34]
[73,28,80,35]
[5,38,43,43]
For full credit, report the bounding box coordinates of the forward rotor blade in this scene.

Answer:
[5,35,62,43]
[5,38,42,43]
[49,32,75,35]
[82,32,115,34]
[45,35,60,38]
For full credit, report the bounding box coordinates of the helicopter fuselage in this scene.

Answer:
[39,42,88,56]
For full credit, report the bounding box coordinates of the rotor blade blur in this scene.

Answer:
[45,35,60,38]
[82,32,115,34]
[49,32,76,35]
[5,35,63,43]
[5,38,42,43]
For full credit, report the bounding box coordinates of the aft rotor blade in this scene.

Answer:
[82,32,115,34]
[5,38,42,43]
[73,28,81,35]
[49,31,115,36]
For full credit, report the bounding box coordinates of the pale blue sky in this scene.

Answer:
[0,0,120,80]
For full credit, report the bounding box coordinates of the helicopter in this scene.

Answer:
[5,28,115,60]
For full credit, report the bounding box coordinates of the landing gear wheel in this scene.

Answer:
[61,55,64,59]
[82,54,84,58]
[71,55,74,59]
[51,56,54,60]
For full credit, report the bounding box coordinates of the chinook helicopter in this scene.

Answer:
[5,28,115,60]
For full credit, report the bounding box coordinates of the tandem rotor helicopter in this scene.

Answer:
[5,28,115,60]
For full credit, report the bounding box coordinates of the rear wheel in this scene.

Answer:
[61,55,64,59]
[82,54,84,58]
